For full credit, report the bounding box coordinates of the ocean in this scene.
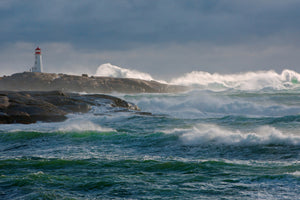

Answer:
[1,69,300,199]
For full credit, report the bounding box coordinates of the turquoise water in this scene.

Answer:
[1,89,300,199]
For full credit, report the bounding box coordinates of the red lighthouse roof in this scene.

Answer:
[35,46,41,54]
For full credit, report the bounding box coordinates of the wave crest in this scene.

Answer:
[94,64,300,91]
[170,69,300,91]
[165,124,300,146]
[95,63,153,81]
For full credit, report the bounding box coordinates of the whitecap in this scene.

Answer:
[164,124,300,146]
[287,171,300,177]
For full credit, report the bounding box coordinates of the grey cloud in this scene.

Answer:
[1,0,300,77]
[1,0,300,50]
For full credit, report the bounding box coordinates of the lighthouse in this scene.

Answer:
[30,47,43,72]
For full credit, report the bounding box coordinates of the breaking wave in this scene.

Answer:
[128,90,300,119]
[170,69,300,91]
[164,124,300,146]
[95,63,153,81]
[95,64,300,91]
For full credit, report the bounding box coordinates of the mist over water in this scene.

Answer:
[1,64,300,199]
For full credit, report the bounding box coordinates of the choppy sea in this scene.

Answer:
[1,69,300,199]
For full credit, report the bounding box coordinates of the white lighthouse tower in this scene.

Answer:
[30,46,43,72]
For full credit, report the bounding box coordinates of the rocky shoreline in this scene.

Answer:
[0,91,140,124]
[0,72,187,124]
[0,72,187,93]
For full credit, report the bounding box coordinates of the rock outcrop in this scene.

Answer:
[0,91,140,124]
[0,72,187,93]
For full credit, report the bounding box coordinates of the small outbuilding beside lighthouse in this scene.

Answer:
[30,47,43,72]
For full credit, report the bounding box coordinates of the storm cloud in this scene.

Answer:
[1,0,300,78]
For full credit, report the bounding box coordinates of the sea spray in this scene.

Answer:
[95,63,300,91]
[124,90,300,119]
[95,63,154,81]
[170,69,300,91]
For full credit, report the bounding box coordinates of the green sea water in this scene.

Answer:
[1,77,300,199]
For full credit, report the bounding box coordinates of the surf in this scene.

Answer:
[95,63,300,91]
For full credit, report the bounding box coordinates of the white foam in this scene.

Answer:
[127,91,300,118]
[164,124,300,146]
[170,69,300,91]
[94,64,300,91]
[0,114,115,133]
[95,63,154,81]
[287,171,300,177]
[57,118,114,132]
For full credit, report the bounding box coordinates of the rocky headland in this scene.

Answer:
[0,72,187,93]
[0,91,140,124]
[0,72,186,124]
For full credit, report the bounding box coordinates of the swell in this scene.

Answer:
[1,158,299,199]
[1,157,299,175]
[1,116,300,147]
[215,115,300,126]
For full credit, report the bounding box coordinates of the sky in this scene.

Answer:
[1,0,300,79]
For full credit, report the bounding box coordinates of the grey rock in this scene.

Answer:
[0,91,140,124]
[0,95,9,109]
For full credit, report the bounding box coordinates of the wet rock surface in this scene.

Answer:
[0,91,140,124]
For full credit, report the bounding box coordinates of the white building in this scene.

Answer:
[30,47,43,72]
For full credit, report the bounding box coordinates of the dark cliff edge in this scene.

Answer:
[0,91,140,124]
[0,72,187,93]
